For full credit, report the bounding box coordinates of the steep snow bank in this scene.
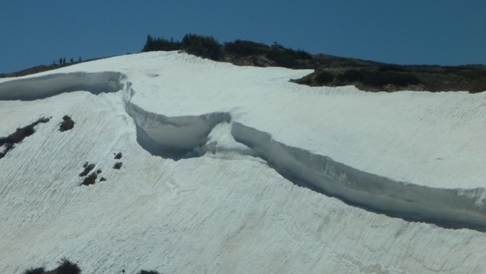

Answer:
[0,72,124,100]
[2,52,486,273]
[118,71,486,231]
[123,81,231,158]
[232,122,486,231]
[2,58,485,232]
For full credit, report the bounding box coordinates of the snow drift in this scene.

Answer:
[2,51,486,273]
[0,72,124,100]
[232,122,486,231]
[123,92,486,231]
[122,75,486,230]
[123,81,231,158]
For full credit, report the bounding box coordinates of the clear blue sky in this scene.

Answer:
[1,1,485,74]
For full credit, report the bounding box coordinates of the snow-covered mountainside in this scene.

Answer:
[1,51,486,273]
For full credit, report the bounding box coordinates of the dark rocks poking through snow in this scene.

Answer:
[79,162,104,186]
[59,115,74,131]
[0,117,50,159]
[114,152,122,159]
[81,173,98,186]
[79,162,95,177]
[79,155,122,185]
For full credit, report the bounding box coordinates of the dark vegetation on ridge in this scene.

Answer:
[142,34,486,93]
[1,33,484,93]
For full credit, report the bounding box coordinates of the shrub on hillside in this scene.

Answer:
[337,69,421,87]
[142,35,181,52]
[181,34,223,60]
[139,270,160,274]
[265,44,312,68]
[224,40,269,56]
[22,267,44,274]
[57,258,81,274]
[377,65,408,72]
[315,70,334,85]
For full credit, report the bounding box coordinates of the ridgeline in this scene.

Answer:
[2,34,485,93]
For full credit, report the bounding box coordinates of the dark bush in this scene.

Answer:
[57,258,81,274]
[81,172,97,186]
[315,70,334,85]
[265,45,306,68]
[22,267,44,274]
[444,66,484,78]
[139,270,160,274]
[337,69,421,87]
[294,49,313,60]
[181,34,223,60]
[60,115,74,132]
[224,40,269,56]
[141,34,313,68]
[377,65,408,72]
[79,163,95,177]
[337,69,362,82]
[142,35,181,52]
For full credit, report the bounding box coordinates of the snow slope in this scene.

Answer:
[1,51,486,273]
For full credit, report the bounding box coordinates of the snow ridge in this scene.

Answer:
[123,81,231,159]
[122,75,486,231]
[3,69,486,232]
[0,72,124,100]
[231,122,486,231]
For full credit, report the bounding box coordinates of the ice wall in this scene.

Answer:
[0,72,124,100]
[121,78,486,231]
[4,70,485,231]
[123,81,231,159]
[231,122,486,231]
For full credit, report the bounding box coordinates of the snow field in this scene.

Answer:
[1,51,486,273]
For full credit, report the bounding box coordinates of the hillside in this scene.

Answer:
[141,34,486,93]
[2,34,485,93]
[1,51,486,273]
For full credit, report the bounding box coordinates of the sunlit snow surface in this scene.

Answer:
[1,51,486,273]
